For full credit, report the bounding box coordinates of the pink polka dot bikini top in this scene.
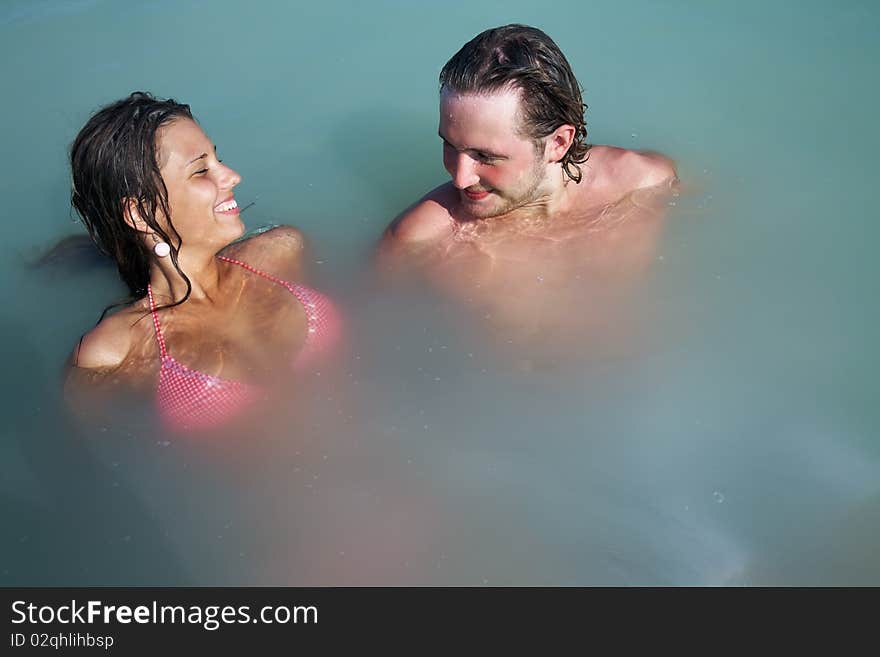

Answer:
[147,255,342,432]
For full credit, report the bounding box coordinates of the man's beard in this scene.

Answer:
[462,161,546,220]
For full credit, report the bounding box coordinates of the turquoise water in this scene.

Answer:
[2,0,878,585]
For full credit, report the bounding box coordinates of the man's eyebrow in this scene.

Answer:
[437,132,505,158]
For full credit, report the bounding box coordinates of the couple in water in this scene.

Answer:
[66,24,677,433]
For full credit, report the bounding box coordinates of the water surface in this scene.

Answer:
[1,0,878,585]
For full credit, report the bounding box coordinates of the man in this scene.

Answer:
[380,25,677,359]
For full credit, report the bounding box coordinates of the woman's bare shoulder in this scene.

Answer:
[222,225,308,280]
[64,305,154,424]
[70,304,148,370]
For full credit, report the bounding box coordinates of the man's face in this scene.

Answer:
[439,88,548,220]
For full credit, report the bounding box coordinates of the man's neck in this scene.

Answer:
[460,167,582,224]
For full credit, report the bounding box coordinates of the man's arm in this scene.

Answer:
[624,149,678,190]
[588,145,677,194]
[635,150,678,188]
[377,185,457,268]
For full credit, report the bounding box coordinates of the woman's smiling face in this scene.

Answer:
[156,118,243,251]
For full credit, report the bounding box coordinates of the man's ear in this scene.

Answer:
[545,124,576,163]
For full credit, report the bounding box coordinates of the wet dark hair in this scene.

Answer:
[439,24,590,183]
[70,91,195,310]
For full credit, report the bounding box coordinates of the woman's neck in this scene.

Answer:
[148,248,224,304]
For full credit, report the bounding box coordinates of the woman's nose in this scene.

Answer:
[219,163,241,189]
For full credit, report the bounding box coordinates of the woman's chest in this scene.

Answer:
[150,287,309,382]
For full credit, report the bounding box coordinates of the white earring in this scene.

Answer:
[153,242,171,258]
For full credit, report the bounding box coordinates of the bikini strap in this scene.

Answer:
[146,284,169,360]
[218,255,294,291]
[218,255,318,334]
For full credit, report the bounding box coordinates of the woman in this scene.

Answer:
[65,92,341,432]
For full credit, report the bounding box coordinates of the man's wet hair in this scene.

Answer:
[439,24,590,183]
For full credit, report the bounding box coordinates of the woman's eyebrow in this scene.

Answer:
[186,146,217,166]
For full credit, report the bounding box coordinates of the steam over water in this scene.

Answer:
[2,0,879,585]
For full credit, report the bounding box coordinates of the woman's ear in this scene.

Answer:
[122,198,146,232]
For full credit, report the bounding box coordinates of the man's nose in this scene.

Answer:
[450,154,479,189]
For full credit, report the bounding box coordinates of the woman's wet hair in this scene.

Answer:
[439,24,591,183]
[70,91,195,311]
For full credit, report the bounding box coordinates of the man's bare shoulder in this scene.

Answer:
[588,145,678,191]
[382,184,458,247]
